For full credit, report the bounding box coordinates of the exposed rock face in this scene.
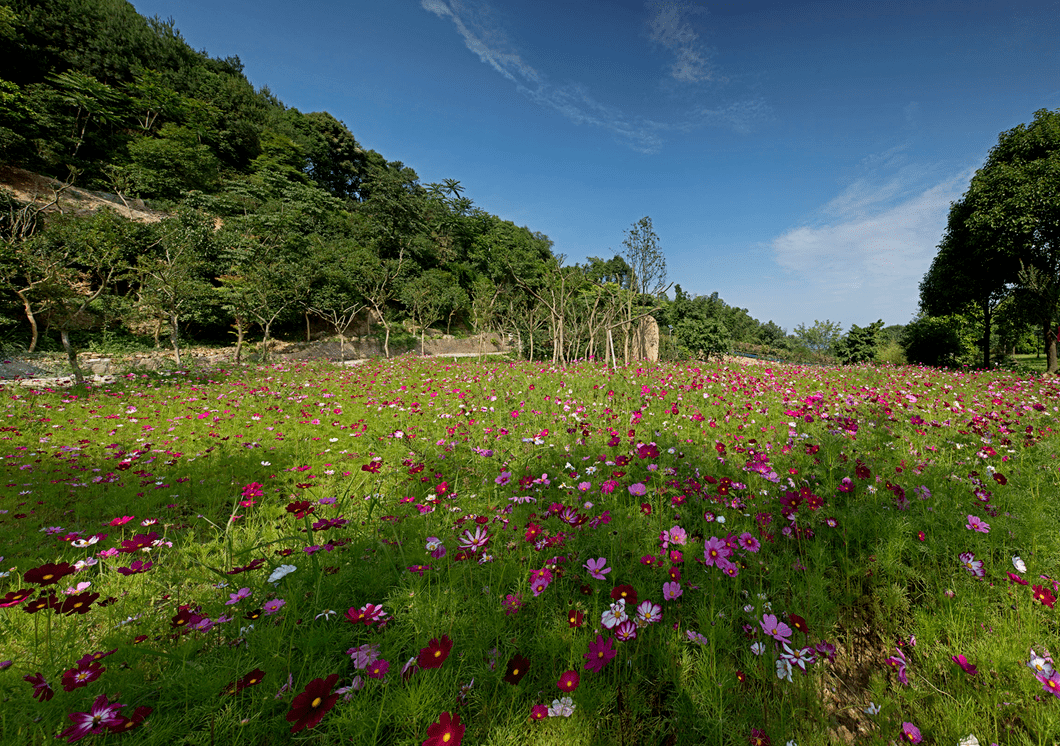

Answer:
[633,316,660,362]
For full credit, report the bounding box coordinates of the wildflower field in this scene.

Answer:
[1,357,1059,745]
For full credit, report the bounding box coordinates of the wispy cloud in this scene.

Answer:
[770,162,975,324]
[420,0,764,153]
[645,1,715,83]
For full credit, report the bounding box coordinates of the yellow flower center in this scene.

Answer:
[43,574,54,581]
[512,668,519,676]
[311,696,322,708]
[434,650,442,658]
[443,734,451,743]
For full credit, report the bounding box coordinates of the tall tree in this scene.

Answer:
[922,108,1060,372]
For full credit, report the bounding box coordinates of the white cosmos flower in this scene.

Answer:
[1012,555,1027,574]
[268,564,297,585]
[776,658,793,682]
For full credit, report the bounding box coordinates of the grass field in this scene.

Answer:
[1,358,1058,745]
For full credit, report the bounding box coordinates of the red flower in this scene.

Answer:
[61,662,105,691]
[285,500,314,519]
[285,674,340,733]
[424,711,465,746]
[567,609,585,628]
[529,704,548,720]
[418,635,454,669]
[0,589,34,607]
[24,562,76,586]
[503,654,530,685]
[557,670,580,692]
[787,613,809,635]
[24,672,53,702]
[749,727,772,746]
[610,584,638,609]
[108,706,153,734]
[1032,584,1057,609]
[224,668,266,695]
[57,592,99,615]
[23,594,58,614]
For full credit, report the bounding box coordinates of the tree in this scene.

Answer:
[307,238,367,359]
[793,319,843,355]
[401,268,451,355]
[620,217,668,363]
[135,208,214,365]
[834,320,884,364]
[923,108,1060,372]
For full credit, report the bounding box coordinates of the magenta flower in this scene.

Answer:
[529,568,553,597]
[738,532,761,552]
[1038,671,1060,699]
[965,515,990,533]
[885,648,909,685]
[614,619,638,641]
[635,600,662,625]
[951,654,978,676]
[760,614,792,643]
[703,536,731,567]
[899,722,922,743]
[226,587,251,605]
[584,633,616,673]
[662,581,683,601]
[495,471,512,486]
[628,482,647,497]
[58,693,125,742]
[838,477,853,493]
[584,557,611,580]
[263,598,286,615]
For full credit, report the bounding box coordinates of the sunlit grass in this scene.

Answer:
[0,359,1058,745]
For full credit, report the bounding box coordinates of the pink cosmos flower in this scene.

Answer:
[703,536,732,567]
[739,532,760,552]
[263,599,286,615]
[628,482,647,497]
[1039,671,1060,699]
[584,557,611,580]
[951,654,977,676]
[226,588,251,605]
[965,515,990,533]
[662,581,683,601]
[759,614,792,643]
[58,693,125,742]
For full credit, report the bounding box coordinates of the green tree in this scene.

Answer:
[793,319,843,355]
[135,208,215,365]
[835,320,884,364]
[923,108,1060,372]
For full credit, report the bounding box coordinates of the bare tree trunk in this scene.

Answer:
[306,311,311,343]
[169,312,182,366]
[234,319,245,364]
[1046,322,1058,374]
[15,290,38,353]
[153,318,162,349]
[60,328,85,384]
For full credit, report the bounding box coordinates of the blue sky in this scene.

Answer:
[130,0,1060,332]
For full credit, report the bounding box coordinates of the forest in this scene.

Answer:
[3,0,1054,378]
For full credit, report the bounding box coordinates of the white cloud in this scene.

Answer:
[770,166,975,324]
[645,1,715,83]
[420,0,762,153]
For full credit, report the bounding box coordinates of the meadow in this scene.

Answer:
[1,357,1058,745]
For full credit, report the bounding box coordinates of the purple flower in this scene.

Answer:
[226,588,251,605]
[583,634,616,672]
[584,557,611,580]
[760,613,792,643]
[263,598,286,616]
[495,471,512,486]
[628,482,647,497]
[703,536,731,568]
[899,722,922,743]
[662,581,683,601]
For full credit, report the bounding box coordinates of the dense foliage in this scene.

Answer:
[917,108,1060,372]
